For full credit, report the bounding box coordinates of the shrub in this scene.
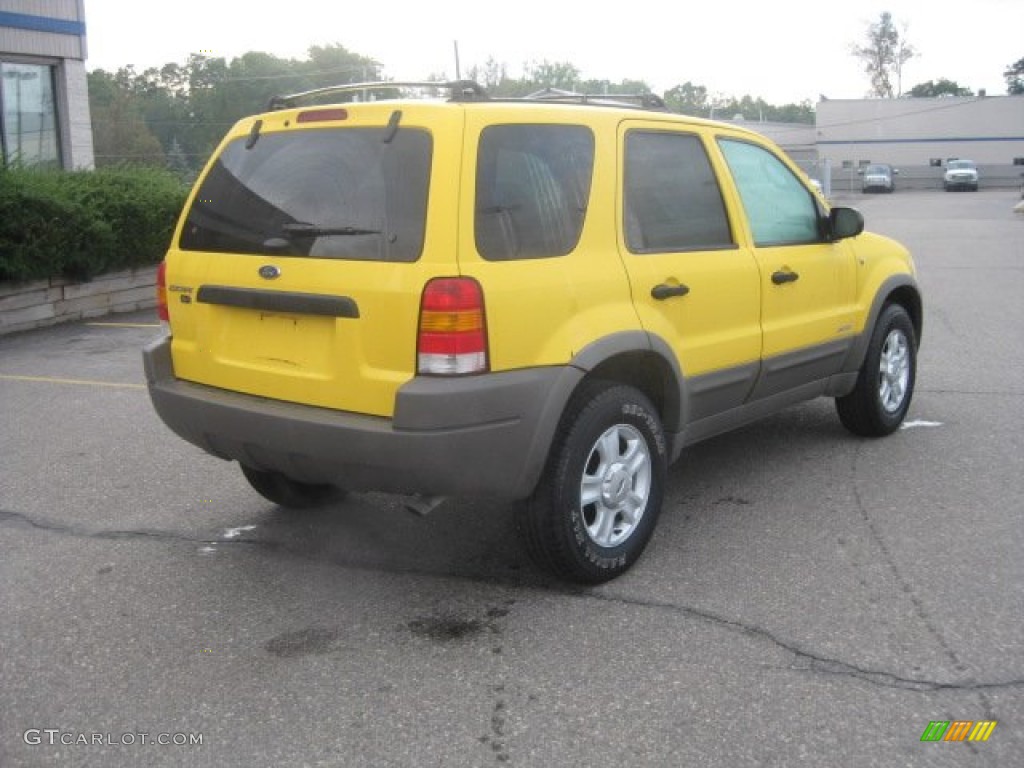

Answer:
[0,165,188,283]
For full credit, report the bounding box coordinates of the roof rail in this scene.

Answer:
[266,80,489,111]
[265,80,668,113]
[516,87,668,111]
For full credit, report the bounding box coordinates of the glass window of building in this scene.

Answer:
[1,62,62,168]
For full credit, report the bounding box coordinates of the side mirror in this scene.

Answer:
[829,207,864,241]
[893,168,900,175]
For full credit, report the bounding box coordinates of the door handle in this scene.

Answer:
[651,283,690,300]
[771,270,799,285]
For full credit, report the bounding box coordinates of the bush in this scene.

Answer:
[0,165,188,282]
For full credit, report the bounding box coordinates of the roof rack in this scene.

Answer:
[265,80,668,113]
[266,80,489,111]
[515,87,668,111]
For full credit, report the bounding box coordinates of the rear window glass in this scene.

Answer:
[180,126,431,262]
[475,124,594,261]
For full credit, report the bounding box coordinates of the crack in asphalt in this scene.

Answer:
[917,387,1024,397]
[0,508,260,547]
[849,442,999,735]
[583,590,1024,693]
[4,506,1021,697]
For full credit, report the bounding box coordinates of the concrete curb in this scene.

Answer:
[0,265,158,336]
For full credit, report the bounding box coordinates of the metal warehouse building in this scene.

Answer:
[715,95,1024,193]
[0,0,93,169]
[815,96,1024,190]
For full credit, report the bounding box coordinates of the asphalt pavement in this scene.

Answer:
[1,188,1022,767]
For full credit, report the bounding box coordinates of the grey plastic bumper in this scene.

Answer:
[143,336,581,499]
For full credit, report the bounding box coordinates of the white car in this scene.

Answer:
[944,159,979,192]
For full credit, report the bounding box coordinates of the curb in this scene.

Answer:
[0,266,159,336]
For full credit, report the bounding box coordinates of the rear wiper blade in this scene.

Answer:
[281,222,382,237]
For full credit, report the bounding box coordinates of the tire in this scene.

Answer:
[518,381,667,584]
[836,304,917,437]
[240,465,344,509]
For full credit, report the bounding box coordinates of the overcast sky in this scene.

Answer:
[82,0,1023,104]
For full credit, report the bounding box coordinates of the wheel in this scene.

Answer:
[518,381,667,584]
[836,304,917,437]
[240,465,344,509]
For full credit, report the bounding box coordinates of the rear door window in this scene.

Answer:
[624,130,734,252]
[475,125,594,260]
[180,126,431,262]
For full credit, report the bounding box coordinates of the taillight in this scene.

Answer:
[156,260,169,323]
[297,108,349,123]
[417,278,489,375]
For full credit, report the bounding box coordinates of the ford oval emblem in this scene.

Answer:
[258,265,281,280]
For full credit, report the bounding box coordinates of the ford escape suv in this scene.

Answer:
[144,81,922,583]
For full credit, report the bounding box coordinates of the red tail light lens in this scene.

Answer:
[417,278,488,375]
[156,260,169,322]
[297,108,349,123]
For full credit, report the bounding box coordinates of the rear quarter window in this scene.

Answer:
[180,126,431,262]
[475,124,594,261]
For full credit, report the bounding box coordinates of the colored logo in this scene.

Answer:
[920,720,997,742]
[258,265,281,280]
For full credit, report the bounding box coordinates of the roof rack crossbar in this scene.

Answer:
[266,80,488,111]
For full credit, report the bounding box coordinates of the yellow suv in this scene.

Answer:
[144,82,922,583]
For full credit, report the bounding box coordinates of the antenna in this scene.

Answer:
[453,40,461,81]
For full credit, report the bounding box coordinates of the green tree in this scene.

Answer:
[465,57,509,91]
[663,81,710,116]
[87,69,166,166]
[1005,57,1024,95]
[851,11,916,97]
[907,79,973,97]
[523,60,581,91]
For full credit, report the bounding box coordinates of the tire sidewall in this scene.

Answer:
[866,305,917,432]
[550,386,667,581]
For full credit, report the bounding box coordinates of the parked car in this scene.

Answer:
[944,158,979,191]
[860,163,898,193]
[144,81,922,583]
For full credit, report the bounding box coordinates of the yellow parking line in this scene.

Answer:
[0,374,145,390]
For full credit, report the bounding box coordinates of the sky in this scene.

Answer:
[82,0,1023,105]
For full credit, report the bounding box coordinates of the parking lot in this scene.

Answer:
[2,188,1022,767]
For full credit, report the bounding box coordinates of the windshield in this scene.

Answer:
[948,160,975,170]
[865,165,890,175]
[180,126,432,261]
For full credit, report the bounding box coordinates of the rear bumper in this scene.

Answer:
[143,335,580,499]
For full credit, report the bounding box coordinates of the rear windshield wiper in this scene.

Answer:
[280,222,382,237]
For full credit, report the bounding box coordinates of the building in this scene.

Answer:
[0,0,93,169]
[815,96,1024,190]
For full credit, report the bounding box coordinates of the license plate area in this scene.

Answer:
[213,308,335,378]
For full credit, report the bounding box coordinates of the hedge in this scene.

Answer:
[0,165,188,283]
